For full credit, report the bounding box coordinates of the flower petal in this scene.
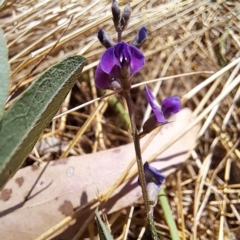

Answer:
[129,45,145,75]
[162,96,181,118]
[114,42,131,65]
[145,86,167,123]
[144,162,165,187]
[111,42,132,81]
[95,64,111,89]
[100,46,120,74]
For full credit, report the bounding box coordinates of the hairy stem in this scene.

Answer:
[124,90,159,240]
[117,29,122,42]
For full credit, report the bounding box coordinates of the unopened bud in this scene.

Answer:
[112,0,121,31]
[97,29,115,49]
[121,3,131,30]
[131,26,147,48]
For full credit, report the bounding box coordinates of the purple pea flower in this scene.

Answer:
[140,86,181,137]
[145,86,181,123]
[144,162,165,187]
[140,162,165,206]
[95,41,145,90]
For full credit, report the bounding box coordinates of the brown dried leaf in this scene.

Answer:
[0,108,200,240]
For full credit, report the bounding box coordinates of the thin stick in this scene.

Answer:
[182,57,240,104]
[52,71,212,121]
[123,206,134,240]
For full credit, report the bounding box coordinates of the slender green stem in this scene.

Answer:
[124,90,159,240]
[159,188,180,240]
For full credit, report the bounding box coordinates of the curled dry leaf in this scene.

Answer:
[0,108,200,240]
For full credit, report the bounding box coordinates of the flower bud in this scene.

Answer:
[131,26,147,48]
[112,0,121,31]
[97,29,115,49]
[121,3,131,30]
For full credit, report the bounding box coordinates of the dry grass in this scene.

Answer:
[1,0,240,239]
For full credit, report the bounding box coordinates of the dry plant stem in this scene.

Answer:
[124,90,159,240]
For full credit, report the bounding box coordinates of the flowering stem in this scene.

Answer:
[124,90,159,240]
[117,29,122,42]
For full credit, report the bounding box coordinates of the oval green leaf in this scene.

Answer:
[0,55,86,190]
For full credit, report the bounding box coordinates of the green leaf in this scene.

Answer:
[95,209,114,240]
[0,28,10,121]
[0,55,86,190]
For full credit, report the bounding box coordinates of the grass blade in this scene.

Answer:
[95,209,114,240]
[159,188,180,240]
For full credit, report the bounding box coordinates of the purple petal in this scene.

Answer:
[144,162,165,187]
[162,96,181,118]
[145,86,167,123]
[100,46,120,74]
[95,64,111,89]
[129,45,145,75]
[114,41,131,62]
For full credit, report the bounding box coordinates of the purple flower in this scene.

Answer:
[95,41,145,90]
[145,86,181,123]
[144,162,165,187]
[139,86,181,137]
[139,162,165,206]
